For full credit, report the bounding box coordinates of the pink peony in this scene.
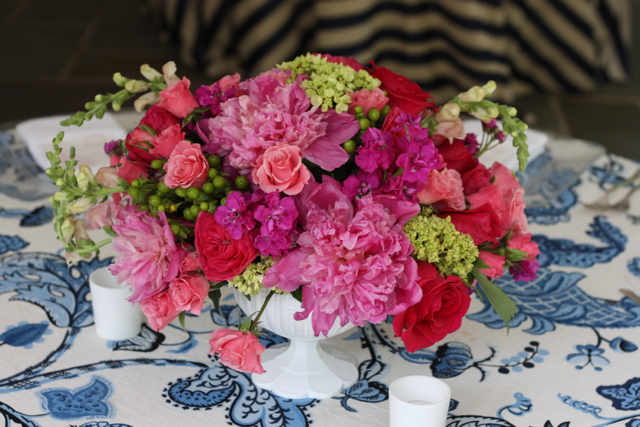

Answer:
[264,177,422,336]
[149,124,186,159]
[109,208,187,302]
[168,273,210,315]
[163,140,209,189]
[416,168,466,210]
[255,68,290,85]
[252,144,311,195]
[217,73,242,92]
[140,290,180,331]
[348,88,388,116]
[197,76,358,176]
[477,250,506,279]
[157,77,200,118]
[209,328,266,374]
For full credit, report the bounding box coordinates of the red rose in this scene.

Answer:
[370,62,435,115]
[125,127,158,167]
[112,155,149,184]
[438,205,502,246]
[437,139,478,175]
[461,163,492,196]
[393,262,471,352]
[195,212,258,282]
[140,105,181,133]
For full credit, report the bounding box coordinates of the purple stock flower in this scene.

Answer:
[465,132,479,155]
[252,192,298,257]
[509,260,540,282]
[194,83,235,117]
[396,141,441,183]
[104,140,121,156]
[497,130,507,142]
[342,170,383,200]
[214,191,255,240]
[355,128,396,173]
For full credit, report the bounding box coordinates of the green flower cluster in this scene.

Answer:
[278,53,380,113]
[229,257,283,296]
[404,207,478,279]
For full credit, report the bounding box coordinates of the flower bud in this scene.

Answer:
[125,80,149,93]
[436,103,461,121]
[162,61,180,86]
[483,81,496,96]
[77,171,90,191]
[140,64,163,81]
[53,191,73,202]
[113,72,129,86]
[65,251,82,267]
[459,86,486,103]
[55,178,64,187]
[73,218,90,241]
[68,198,94,214]
[95,166,119,188]
[79,165,96,185]
[61,216,75,243]
[134,92,161,112]
[507,107,517,117]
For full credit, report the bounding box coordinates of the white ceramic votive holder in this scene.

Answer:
[389,375,451,427]
[89,267,142,341]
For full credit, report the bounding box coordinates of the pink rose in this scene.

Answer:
[491,162,528,236]
[113,156,149,184]
[125,127,158,167]
[139,104,181,133]
[168,273,209,315]
[477,250,506,279]
[163,140,209,189]
[179,252,200,274]
[208,328,266,374]
[149,124,186,159]
[252,145,311,195]
[348,88,388,116]
[468,184,504,219]
[140,290,180,331]
[95,166,119,188]
[416,168,466,210]
[508,234,540,258]
[157,77,200,118]
[217,73,241,92]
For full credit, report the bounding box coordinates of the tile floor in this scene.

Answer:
[1,0,639,161]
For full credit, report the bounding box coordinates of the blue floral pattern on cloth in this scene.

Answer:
[598,378,640,411]
[0,321,51,348]
[37,376,115,421]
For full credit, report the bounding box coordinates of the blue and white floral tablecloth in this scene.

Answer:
[1,134,640,427]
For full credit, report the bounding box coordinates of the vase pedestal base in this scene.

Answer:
[252,339,358,399]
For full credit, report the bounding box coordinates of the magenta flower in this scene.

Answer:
[196,76,359,177]
[465,132,479,155]
[510,260,540,282]
[355,127,396,173]
[342,170,383,200]
[214,191,255,240]
[264,177,421,336]
[252,192,299,256]
[109,207,187,303]
[194,82,236,117]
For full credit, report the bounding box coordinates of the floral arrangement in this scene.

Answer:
[47,53,538,374]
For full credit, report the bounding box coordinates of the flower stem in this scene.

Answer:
[249,290,276,331]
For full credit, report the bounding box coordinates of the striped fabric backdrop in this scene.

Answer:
[146,0,630,102]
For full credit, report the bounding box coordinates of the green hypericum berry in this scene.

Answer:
[342,139,356,154]
[139,203,150,211]
[186,187,200,200]
[175,187,187,198]
[368,108,380,123]
[220,197,227,205]
[208,169,219,179]
[128,187,140,198]
[150,208,159,218]
[359,118,370,131]
[199,201,209,211]
[381,104,391,116]
[150,159,164,169]
[207,154,221,169]
[354,106,363,114]
[131,179,140,187]
[158,181,170,193]
[202,182,215,194]
[149,195,162,207]
[170,224,181,235]
[235,176,249,190]
[189,205,201,217]
[183,208,193,221]
[157,204,166,212]
[213,176,227,189]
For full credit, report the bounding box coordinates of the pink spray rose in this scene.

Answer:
[348,87,388,116]
[416,168,466,210]
[477,250,506,279]
[217,73,241,92]
[168,273,210,315]
[179,252,200,274]
[163,140,209,189]
[140,290,181,331]
[157,77,200,118]
[252,144,311,195]
[149,124,186,159]
[209,328,266,374]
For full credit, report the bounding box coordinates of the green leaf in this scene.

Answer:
[139,124,157,136]
[178,311,186,332]
[473,257,490,270]
[102,226,118,237]
[290,287,303,303]
[471,268,518,332]
[208,289,223,322]
[506,248,529,262]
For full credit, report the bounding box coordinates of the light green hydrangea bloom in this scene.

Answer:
[404,207,478,279]
[229,257,285,296]
[277,53,380,113]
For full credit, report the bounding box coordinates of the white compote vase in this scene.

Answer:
[232,288,358,399]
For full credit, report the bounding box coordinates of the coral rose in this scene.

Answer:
[209,328,266,374]
[163,140,209,189]
[168,273,210,315]
[348,87,388,116]
[149,124,186,159]
[157,77,200,118]
[252,144,311,195]
[195,212,258,282]
[416,168,466,210]
[477,250,506,279]
[140,290,180,331]
[393,262,471,353]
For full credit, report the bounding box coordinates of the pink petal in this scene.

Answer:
[302,136,349,171]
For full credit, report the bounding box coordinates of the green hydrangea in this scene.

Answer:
[277,53,380,113]
[404,207,478,279]
[229,257,284,296]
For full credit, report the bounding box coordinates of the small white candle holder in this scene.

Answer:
[89,267,142,341]
[389,375,451,427]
